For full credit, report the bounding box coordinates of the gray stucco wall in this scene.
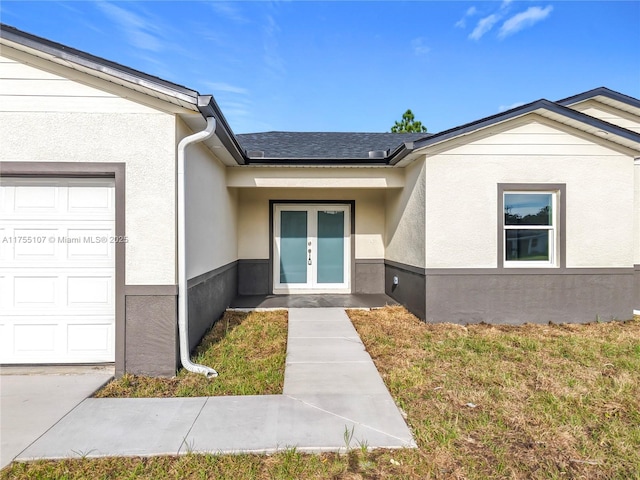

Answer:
[355,260,385,294]
[384,260,636,325]
[238,258,385,295]
[125,289,178,377]
[123,262,237,377]
[635,265,640,313]
[238,259,269,295]
[187,262,238,351]
[424,269,636,324]
[384,260,426,320]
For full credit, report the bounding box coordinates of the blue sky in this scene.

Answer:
[2,1,639,133]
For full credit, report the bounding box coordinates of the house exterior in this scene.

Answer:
[1,24,639,377]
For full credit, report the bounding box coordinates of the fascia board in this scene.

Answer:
[0,23,198,106]
[558,87,640,111]
[410,100,640,154]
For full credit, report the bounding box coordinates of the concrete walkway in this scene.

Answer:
[1,368,113,469]
[12,308,415,463]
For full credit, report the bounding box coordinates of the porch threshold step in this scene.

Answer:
[229,294,398,310]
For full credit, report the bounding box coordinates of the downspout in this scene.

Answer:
[177,115,218,377]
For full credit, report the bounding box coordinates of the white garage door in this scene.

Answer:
[0,177,115,364]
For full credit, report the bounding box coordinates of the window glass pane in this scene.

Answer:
[505,229,550,261]
[505,194,552,226]
[317,210,344,284]
[280,211,307,283]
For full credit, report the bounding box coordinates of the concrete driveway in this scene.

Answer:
[0,366,113,469]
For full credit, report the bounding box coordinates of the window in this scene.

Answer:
[503,191,558,267]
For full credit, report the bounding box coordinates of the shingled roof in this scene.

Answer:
[236,131,430,159]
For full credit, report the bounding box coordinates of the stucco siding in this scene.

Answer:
[424,118,634,268]
[635,159,640,266]
[0,55,178,285]
[236,187,385,260]
[227,166,404,188]
[180,119,238,280]
[384,158,426,268]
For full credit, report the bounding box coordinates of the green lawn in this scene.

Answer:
[96,310,288,397]
[3,307,639,480]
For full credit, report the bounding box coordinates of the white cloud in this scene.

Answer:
[262,13,285,78]
[204,82,249,95]
[500,0,513,10]
[499,101,525,112]
[469,14,500,40]
[96,2,162,52]
[200,80,252,127]
[455,5,478,28]
[499,5,554,39]
[209,2,249,24]
[411,38,430,56]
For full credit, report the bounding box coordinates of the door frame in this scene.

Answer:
[269,200,355,294]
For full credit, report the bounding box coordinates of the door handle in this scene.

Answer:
[308,248,312,265]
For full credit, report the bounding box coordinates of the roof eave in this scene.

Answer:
[245,157,390,166]
[411,99,640,153]
[1,23,250,166]
[0,23,199,106]
[197,95,247,165]
[557,87,640,110]
[387,141,416,166]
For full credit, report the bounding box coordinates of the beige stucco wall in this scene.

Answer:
[635,158,640,266]
[227,166,404,188]
[180,120,238,279]
[423,117,635,268]
[236,187,386,259]
[569,100,640,133]
[0,54,178,285]
[384,158,426,268]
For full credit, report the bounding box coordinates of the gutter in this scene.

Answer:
[197,95,247,165]
[177,106,218,378]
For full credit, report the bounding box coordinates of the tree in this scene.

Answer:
[390,109,428,133]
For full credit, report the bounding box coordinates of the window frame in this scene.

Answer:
[498,184,566,269]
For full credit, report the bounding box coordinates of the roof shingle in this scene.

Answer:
[236,131,430,159]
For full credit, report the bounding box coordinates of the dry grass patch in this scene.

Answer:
[4,306,640,479]
[349,306,640,479]
[96,310,287,397]
[1,450,440,480]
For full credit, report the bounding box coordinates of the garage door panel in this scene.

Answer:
[0,177,115,364]
[1,179,114,221]
[12,228,58,257]
[2,227,114,265]
[14,184,59,212]
[1,316,115,363]
[68,323,113,353]
[3,271,114,313]
[14,276,58,306]
[66,228,114,259]
[14,323,57,353]
[67,276,113,308]
[67,183,113,212]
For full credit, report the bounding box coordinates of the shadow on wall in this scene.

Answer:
[187,264,238,352]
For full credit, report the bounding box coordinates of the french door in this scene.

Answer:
[273,204,350,293]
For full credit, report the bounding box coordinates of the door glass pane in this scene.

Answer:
[317,210,344,284]
[505,229,550,261]
[504,194,552,225]
[280,211,307,284]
